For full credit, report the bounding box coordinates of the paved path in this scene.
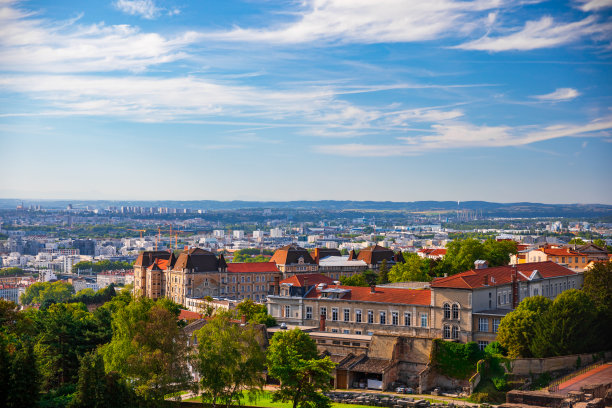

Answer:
[557,363,612,393]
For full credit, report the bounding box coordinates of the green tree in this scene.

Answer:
[363,269,378,287]
[339,273,368,287]
[235,298,277,327]
[568,238,586,245]
[497,296,552,358]
[21,281,75,305]
[530,289,598,357]
[377,259,389,284]
[101,298,193,403]
[267,328,335,408]
[68,352,136,408]
[0,267,24,276]
[7,342,40,408]
[194,315,266,408]
[483,239,517,267]
[389,253,430,282]
[592,239,606,248]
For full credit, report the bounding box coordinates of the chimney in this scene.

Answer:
[274,276,280,296]
[241,314,247,325]
[483,275,489,286]
[319,313,326,332]
[303,277,308,288]
[370,285,376,294]
[511,267,519,308]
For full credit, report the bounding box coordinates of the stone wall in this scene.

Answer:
[418,364,469,394]
[510,351,612,376]
[506,390,566,408]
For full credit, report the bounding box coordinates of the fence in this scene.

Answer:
[546,360,604,393]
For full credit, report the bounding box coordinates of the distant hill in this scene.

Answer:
[1,199,611,219]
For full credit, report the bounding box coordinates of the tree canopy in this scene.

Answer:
[21,281,75,305]
[194,315,266,408]
[267,328,335,408]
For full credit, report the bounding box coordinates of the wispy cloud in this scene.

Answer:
[575,0,612,12]
[532,88,581,102]
[206,0,508,45]
[114,0,160,20]
[0,1,199,73]
[456,16,612,51]
[313,117,612,156]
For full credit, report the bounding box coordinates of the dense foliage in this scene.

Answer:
[0,267,25,276]
[430,339,482,379]
[71,260,133,273]
[498,286,611,358]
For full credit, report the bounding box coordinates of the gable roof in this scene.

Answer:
[305,284,431,305]
[227,262,280,273]
[431,261,577,290]
[134,250,173,267]
[280,273,335,287]
[311,248,342,263]
[270,244,316,265]
[356,245,395,265]
[173,247,221,272]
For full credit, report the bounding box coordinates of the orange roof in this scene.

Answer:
[280,273,335,287]
[306,285,431,305]
[147,258,170,271]
[179,309,202,321]
[431,261,578,290]
[227,262,280,273]
[536,247,586,257]
[429,249,446,256]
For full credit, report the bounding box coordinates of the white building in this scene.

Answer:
[0,285,26,304]
[270,228,283,238]
[213,230,225,238]
[233,230,245,239]
[253,230,264,239]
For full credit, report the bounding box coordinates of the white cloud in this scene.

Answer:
[313,117,612,156]
[114,0,160,20]
[0,2,200,73]
[456,16,612,51]
[575,0,612,11]
[207,0,507,45]
[532,88,581,101]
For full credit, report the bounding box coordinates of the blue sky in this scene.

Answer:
[0,0,611,203]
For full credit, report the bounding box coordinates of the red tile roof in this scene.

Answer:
[305,284,431,305]
[226,262,279,273]
[178,309,202,321]
[431,261,578,289]
[280,273,335,287]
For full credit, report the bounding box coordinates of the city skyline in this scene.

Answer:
[1,0,611,204]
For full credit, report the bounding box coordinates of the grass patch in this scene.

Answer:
[186,392,373,408]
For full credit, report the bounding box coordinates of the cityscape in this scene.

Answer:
[1,0,612,408]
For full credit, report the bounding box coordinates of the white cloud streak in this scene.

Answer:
[207,0,508,44]
[456,16,612,51]
[114,0,160,20]
[0,2,200,73]
[575,0,612,11]
[314,117,612,156]
[532,88,581,101]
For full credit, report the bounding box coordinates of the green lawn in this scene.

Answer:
[186,392,372,408]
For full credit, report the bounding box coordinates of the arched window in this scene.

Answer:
[452,304,459,319]
[452,326,459,340]
[443,325,451,339]
[443,303,450,319]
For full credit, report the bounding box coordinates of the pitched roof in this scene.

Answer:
[173,247,221,272]
[431,261,578,289]
[280,273,335,287]
[134,250,173,267]
[227,262,280,273]
[311,248,342,263]
[179,309,202,321]
[534,246,585,257]
[356,245,395,265]
[305,284,431,305]
[270,244,316,265]
[147,258,170,271]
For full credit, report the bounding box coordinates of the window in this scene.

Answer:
[344,309,350,322]
[443,325,451,339]
[420,313,428,328]
[306,306,313,320]
[582,257,586,263]
[321,307,327,319]
[332,308,338,321]
[493,318,500,333]
[284,305,291,318]
[356,309,362,323]
[452,304,459,319]
[379,311,387,325]
[367,310,374,324]
[343,329,350,334]
[404,312,411,326]
[562,257,565,263]
[479,318,489,332]
[575,257,578,263]
[355,330,362,335]
[478,341,489,351]
[392,311,399,326]
[452,326,459,340]
[331,329,338,333]
[503,292,508,304]
[443,303,450,319]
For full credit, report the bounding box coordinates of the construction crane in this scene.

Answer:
[128,229,147,239]
[157,226,188,250]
